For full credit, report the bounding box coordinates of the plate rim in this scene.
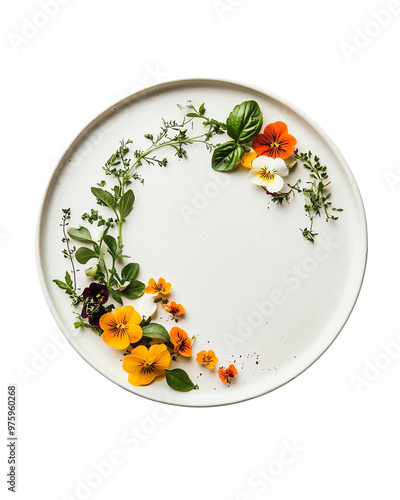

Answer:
[35,77,368,407]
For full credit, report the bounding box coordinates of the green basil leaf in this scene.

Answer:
[103,234,117,255]
[226,100,263,143]
[212,142,245,172]
[121,263,139,282]
[91,187,116,210]
[142,323,170,342]
[67,226,93,243]
[122,280,145,298]
[75,247,99,264]
[165,369,196,392]
[119,190,135,220]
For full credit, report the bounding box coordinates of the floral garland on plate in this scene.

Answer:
[54,100,341,392]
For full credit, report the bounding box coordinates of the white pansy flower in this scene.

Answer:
[247,155,289,193]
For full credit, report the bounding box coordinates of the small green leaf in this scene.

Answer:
[119,190,135,220]
[67,226,93,243]
[212,142,245,172]
[75,247,99,264]
[91,187,116,211]
[74,320,91,329]
[103,234,117,255]
[122,280,145,298]
[226,100,263,143]
[142,323,170,342]
[110,288,123,305]
[121,263,139,282]
[199,102,206,116]
[165,369,197,392]
[65,271,73,288]
[53,279,70,291]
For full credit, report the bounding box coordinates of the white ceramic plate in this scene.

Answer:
[36,79,367,407]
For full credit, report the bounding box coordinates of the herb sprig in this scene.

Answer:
[296,150,343,243]
[272,150,342,243]
[54,102,229,317]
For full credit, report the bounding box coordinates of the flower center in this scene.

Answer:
[271,141,280,148]
[140,362,155,375]
[178,338,188,351]
[110,320,128,338]
[259,168,275,182]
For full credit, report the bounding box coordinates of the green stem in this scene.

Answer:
[62,215,77,292]
[127,132,210,176]
[117,216,123,251]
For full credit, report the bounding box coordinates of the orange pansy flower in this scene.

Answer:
[170,327,192,357]
[145,277,171,296]
[163,301,185,318]
[196,350,218,369]
[218,364,238,384]
[100,305,142,350]
[122,344,171,386]
[252,121,297,160]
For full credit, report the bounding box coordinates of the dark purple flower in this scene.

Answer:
[81,283,109,327]
[82,283,109,305]
[84,305,106,328]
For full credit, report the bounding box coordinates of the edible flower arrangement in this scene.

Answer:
[54,99,341,392]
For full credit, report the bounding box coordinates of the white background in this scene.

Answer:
[1,0,400,498]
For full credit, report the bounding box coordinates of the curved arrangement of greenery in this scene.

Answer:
[53,99,342,392]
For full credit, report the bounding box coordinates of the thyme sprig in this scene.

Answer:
[60,208,77,290]
[53,209,82,306]
[271,179,302,204]
[271,150,342,243]
[295,150,343,243]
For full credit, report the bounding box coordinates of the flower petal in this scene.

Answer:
[248,169,284,192]
[147,344,171,370]
[263,121,289,140]
[99,311,114,331]
[129,345,149,360]
[252,133,270,156]
[114,305,141,325]
[160,279,172,294]
[122,352,146,374]
[128,369,156,386]
[251,156,289,177]
[241,151,258,169]
[180,343,192,357]
[127,324,143,344]
[102,329,130,350]
[145,278,158,295]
